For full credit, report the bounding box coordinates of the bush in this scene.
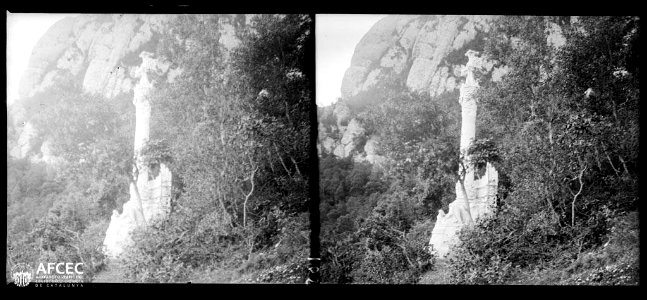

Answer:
[447,206,567,284]
[122,222,191,283]
[449,250,518,284]
[124,250,190,283]
[351,246,414,284]
[246,253,308,284]
[77,220,110,281]
[350,213,436,284]
[561,212,639,285]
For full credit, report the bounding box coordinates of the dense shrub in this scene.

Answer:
[122,221,192,283]
[447,205,570,284]
[561,212,639,285]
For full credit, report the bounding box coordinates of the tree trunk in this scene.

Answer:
[274,142,291,176]
[457,163,474,225]
[571,166,587,227]
[604,149,620,176]
[216,185,234,228]
[618,155,629,174]
[545,185,559,222]
[129,173,147,226]
[289,155,302,178]
[243,166,258,228]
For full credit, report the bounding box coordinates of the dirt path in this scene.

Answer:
[418,258,452,284]
[92,260,128,283]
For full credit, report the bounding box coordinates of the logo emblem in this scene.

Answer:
[11,263,33,287]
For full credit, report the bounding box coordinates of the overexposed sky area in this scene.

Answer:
[6,13,76,105]
[316,14,386,107]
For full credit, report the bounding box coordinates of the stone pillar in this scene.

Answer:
[103,52,173,258]
[429,50,498,258]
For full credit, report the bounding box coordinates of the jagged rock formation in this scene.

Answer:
[317,15,565,165]
[428,50,498,257]
[318,15,502,164]
[10,14,249,162]
[317,102,385,165]
[19,15,175,101]
[341,15,502,99]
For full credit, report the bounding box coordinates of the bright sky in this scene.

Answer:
[6,13,76,105]
[316,14,386,107]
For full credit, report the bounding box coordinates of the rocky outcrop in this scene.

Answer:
[319,15,502,165]
[10,14,248,161]
[317,102,386,165]
[341,15,499,99]
[339,15,568,101]
[19,15,176,100]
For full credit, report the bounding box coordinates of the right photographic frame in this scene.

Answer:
[316,15,639,285]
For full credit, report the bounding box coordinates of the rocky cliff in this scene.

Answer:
[341,15,504,99]
[318,14,565,164]
[318,15,504,163]
[10,14,249,160]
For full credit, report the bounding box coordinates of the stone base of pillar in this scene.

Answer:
[429,162,498,258]
[103,163,172,259]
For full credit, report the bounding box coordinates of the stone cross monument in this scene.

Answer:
[428,50,499,257]
[103,52,173,258]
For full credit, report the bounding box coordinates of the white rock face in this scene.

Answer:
[340,119,365,156]
[430,163,498,256]
[317,102,386,165]
[341,15,498,99]
[429,51,499,258]
[19,15,177,100]
[10,14,246,161]
[103,53,173,259]
[363,135,386,165]
[333,102,351,128]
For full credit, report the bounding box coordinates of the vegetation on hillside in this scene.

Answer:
[6,14,313,283]
[318,16,639,285]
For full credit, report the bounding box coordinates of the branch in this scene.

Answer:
[266,148,276,174]
[129,176,147,227]
[289,155,302,178]
[243,164,259,227]
[604,148,620,176]
[64,229,85,265]
[382,226,416,268]
[571,165,587,227]
[618,155,630,174]
[273,142,292,176]
[457,161,474,225]
[216,185,234,228]
[395,242,416,269]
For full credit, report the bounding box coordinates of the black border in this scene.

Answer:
[3,1,645,295]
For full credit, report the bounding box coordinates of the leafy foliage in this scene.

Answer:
[319,15,638,285]
[447,16,639,284]
[7,83,132,282]
[122,14,313,282]
[7,14,313,284]
[319,87,460,283]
